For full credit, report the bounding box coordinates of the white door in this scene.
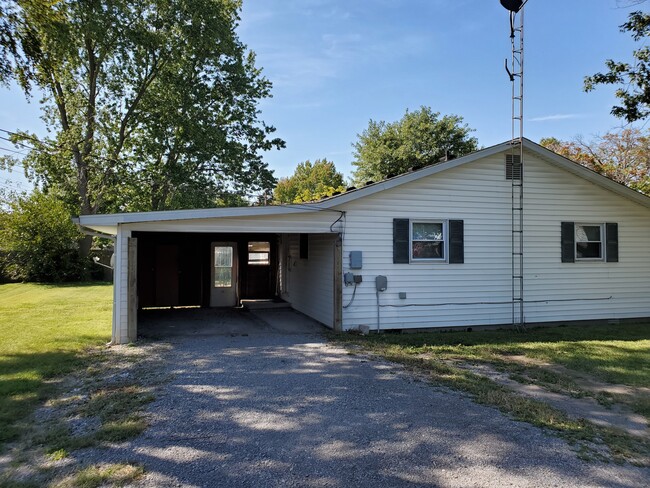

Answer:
[210,242,238,307]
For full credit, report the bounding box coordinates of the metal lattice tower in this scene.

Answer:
[503,1,526,330]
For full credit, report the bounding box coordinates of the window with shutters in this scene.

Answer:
[394,218,463,264]
[411,221,445,261]
[561,221,618,263]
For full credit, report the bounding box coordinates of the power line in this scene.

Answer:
[0,145,30,156]
[0,177,26,189]
[0,128,122,166]
[0,128,56,150]
[0,183,26,192]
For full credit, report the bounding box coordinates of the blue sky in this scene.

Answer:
[0,0,645,191]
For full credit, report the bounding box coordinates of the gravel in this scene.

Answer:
[75,309,650,487]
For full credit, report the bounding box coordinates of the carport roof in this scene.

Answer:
[74,204,326,235]
[76,138,650,236]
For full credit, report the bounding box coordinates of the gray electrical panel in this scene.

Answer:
[375,275,387,292]
[344,272,355,286]
[349,251,362,269]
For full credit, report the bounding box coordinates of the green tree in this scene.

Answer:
[540,128,650,195]
[0,0,283,256]
[584,11,650,122]
[0,190,85,282]
[351,107,478,185]
[274,159,346,203]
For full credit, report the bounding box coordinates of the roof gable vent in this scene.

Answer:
[506,154,522,180]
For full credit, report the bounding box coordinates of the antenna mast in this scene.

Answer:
[501,0,527,331]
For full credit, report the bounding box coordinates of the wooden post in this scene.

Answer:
[333,235,343,332]
[127,237,138,342]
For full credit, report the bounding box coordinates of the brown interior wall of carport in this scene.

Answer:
[134,231,279,308]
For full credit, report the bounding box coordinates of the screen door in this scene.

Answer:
[210,242,238,307]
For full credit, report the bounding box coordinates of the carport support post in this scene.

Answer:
[127,237,138,342]
[111,226,134,344]
[334,235,343,332]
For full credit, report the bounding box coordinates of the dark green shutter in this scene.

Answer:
[393,219,410,263]
[448,220,464,264]
[561,222,575,263]
[606,223,618,262]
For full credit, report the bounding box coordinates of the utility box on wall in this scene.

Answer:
[349,251,362,269]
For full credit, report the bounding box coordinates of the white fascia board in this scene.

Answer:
[77,204,319,235]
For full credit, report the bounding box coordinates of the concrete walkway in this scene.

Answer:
[453,361,649,437]
[79,309,649,487]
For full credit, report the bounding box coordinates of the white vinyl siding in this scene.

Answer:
[338,150,650,330]
[281,233,336,328]
[521,153,650,323]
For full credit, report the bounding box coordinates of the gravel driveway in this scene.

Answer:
[79,309,649,487]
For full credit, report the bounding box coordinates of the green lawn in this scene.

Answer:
[344,323,650,387]
[0,282,112,446]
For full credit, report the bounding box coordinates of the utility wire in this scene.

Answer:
[379,296,613,308]
[0,128,124,167]
[0,145,30,156]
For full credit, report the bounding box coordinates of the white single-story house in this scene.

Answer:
[77,138,650,344]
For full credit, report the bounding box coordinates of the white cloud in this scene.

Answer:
[529,113,584,122]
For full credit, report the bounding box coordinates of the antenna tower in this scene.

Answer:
[502,0,527,330]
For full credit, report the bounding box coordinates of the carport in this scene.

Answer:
[76,206,344,344]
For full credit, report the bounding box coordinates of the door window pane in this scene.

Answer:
[214,246,233,287]
[214,267,232,288]
[215,246,233,267]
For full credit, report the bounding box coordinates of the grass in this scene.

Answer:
[0,283,113,447]
[339,323,650,387]
[334,323,650,465]
[51,463,144,488]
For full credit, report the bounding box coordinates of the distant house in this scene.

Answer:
[78,139,650,344]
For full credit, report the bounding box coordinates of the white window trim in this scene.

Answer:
[575,223,605,262]
[410,220,448,263]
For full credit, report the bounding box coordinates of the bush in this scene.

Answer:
[0,191,86,282]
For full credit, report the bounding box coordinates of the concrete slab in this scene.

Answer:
[138,307,325,339]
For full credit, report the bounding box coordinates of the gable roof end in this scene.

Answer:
[315,138,650,210]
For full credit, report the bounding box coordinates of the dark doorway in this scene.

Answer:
[242,241,272,299]
[135,232,279,309]
[155,245,179,306]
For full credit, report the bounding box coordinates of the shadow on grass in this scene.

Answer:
[0,351,86,446]
[335,323,650,387]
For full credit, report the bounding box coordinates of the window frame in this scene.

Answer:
[409,220,447,263]
[574,223,605,261]
[247,241,271,266]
